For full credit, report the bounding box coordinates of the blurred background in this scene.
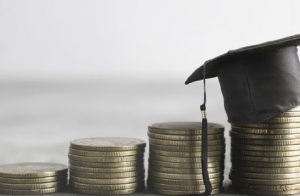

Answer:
[1,0,300,189]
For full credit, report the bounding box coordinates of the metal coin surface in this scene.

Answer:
[70,181,142,191]
[147,177,222,185]
[230,130,300,139]
[232,182,300,191]
[231,154,300,162]
[71,187,142,195]
[0,175,67,184]
[148,166,222,174]
[232,123,300,129]
[149,154,224,163]
[231,143,300,151]
[231,186,300,196]
[70,170,144,179]
[147,182,221,191]
[149,160,224,169]
[150,149,224,157]
[266,116,300,123]
[231,170,300,179]
[69,148,144,157]
[231,149,300,157]
[149,138,224,146]
[0,163,67,178]
[288,106,300,112]
[70,137,146,151]
[231,137,300,145]
[69,165,140,173]
[148,188,220,195]
[0,187,63,195]
[233,166,300,174]
[230,174,300,185]
[148,122,224,135]
[149,144,224,152]
[280,111,300,117]
[231,160,300,168]
[69,159,141,168]
[148,132,224,141]
[68,154,143,162]
[70,176,142,185]
[0,181,66,190]
[149,171,223,180]
[232,127,300,135]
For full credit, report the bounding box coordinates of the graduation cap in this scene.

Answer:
[185,35,300,196]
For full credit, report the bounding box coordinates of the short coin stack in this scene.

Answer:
[147,122,225,195]
[0,162,68,195]
[231,106,300,195]
[69,137,146,195]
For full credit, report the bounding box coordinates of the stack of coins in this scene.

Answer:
[0,162,68,195]
[69,137,146,195]
[147,122,225,195]
[231,106,300,195]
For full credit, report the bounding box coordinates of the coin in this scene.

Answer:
[69,165,141,173]
[288,106,300,112]
[280,111,300,117]
[230,170,300,179]
[232,126,300,135]
[71,187,142,195]
[148,166,221,174]
[148,122,224,135]
[147,176,222,185]
[233,166,300,174]
[232,123,300,129]
[69,159,141,168]
[266,116,300,123]
[149,143,224,152]
[0,187,63,195]
[231,137,300,145]
[69,148,144,157]
[70,181,142,191]
[231,186,300,196]
[229,174,300,185]
[149,138,225,146]
[68,154,143,162]
[232,182,300,192]
[70,176,142,185]
[149,171,223,180]
[148,188,221,195]
[231,143,300,151]
[231,154,300,162]
[70,137,146,151]
[231,160,300,168]
[0,163,68,178]
[149,149,224,157]
[231,149,300,157]
[149,160,224,169]
[0,175,67,184]
[147,182,221,191]
[148,132,224,141]
[0,181,66,190]
[230,130,300,139]
[149,154,224,163]
[70,170,144,179]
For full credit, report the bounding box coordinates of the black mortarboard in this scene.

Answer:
[186,34,300,124]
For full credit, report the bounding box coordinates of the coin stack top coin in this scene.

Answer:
[230,106,300,195]
[0,162,68,195]
[147,122,225,195]
[69,137,146,195]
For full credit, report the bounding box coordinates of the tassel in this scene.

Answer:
[193,65,212,196]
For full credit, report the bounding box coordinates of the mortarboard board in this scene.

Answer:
[186,34,300,124]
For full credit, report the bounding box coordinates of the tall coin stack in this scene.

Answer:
[68,137,146,195]
[0,162,68,195]
[231,106,300,195]
[147,122,225,195]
